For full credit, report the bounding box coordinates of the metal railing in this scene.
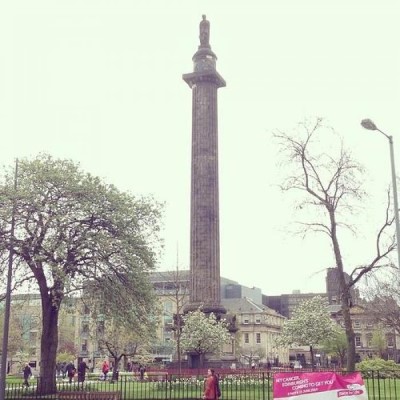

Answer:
[5,370,400,399]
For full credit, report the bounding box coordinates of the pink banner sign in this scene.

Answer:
[273,371,368,399]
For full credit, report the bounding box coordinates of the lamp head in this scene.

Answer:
[361,119,378,131]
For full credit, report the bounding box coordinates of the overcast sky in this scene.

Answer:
[1,0,400,295]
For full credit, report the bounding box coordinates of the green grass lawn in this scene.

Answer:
[364,377,400,400]
[6,374,400,399]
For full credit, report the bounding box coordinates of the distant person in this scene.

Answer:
[78,360,89,384]
[203,368,221,400]
[61,361,67,378]
[66,361,76,383]
[139,364,146,381]
[23,363,32,387]
[102,360,110,380]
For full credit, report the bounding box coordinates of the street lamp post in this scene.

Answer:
[361,118,400,269]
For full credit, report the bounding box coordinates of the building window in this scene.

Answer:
[255,316,261,324]
[164,301,173,312]
[256,333,261,344]
[353,320,361,329]
[367,334,373,347]
[244,333,249,344]
[387,335,394,348]
[243,316,249,324]
[355,335,362,347]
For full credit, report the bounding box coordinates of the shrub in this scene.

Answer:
[356,358,400,378]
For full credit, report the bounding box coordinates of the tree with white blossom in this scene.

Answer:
[276,296,337,370]
[180,308,231,367]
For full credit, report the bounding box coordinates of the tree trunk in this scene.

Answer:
[111,355,123,382]
[329,209,356,371]
[177,336,182,375]
[37,294,60,395]
[339,351,346,368]
[342,294,356,371]
[310,345,315,371]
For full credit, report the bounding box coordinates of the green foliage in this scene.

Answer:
[0,154,163,392]
[180,308,231,356]
[320,325,347,365]
[0,309,24,355]
[13,351,30,371]
[371,330,386,357]
[56,351,75,363]
[276,296,336,348]
[356,358,400,378]
[57,306,78,356]
[0,154,163,304]
[97,314,157,360]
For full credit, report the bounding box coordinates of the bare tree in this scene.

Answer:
[274,118,395,371]
[362,270,400,335]
[236,345,265,369]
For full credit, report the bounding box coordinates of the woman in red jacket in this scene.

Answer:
[203,369,221,400]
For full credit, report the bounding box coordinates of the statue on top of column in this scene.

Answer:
[199,15,210,46]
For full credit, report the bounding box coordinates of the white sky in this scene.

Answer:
[1,0,400,295]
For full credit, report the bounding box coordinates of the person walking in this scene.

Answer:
[61,361,67,378]
[23,363,32,387]
[203,368,221,400]
[78,360,89,385]
[66,361,76,383]
[138,364,146,381]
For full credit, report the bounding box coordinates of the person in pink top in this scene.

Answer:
[102,360,109,380]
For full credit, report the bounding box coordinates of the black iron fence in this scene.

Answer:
[5,370,400,399]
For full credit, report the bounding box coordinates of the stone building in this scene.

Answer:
[263,268,360,319]
[325,267,359,306]
[221,297,288,366]
[329,304,398,363]
[150,270,288,366]
[263,290,327,319]
[1,294,41,374]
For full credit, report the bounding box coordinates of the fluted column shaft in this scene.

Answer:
[190,81,220,308]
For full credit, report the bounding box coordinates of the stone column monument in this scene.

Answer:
[183,15,226,316]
